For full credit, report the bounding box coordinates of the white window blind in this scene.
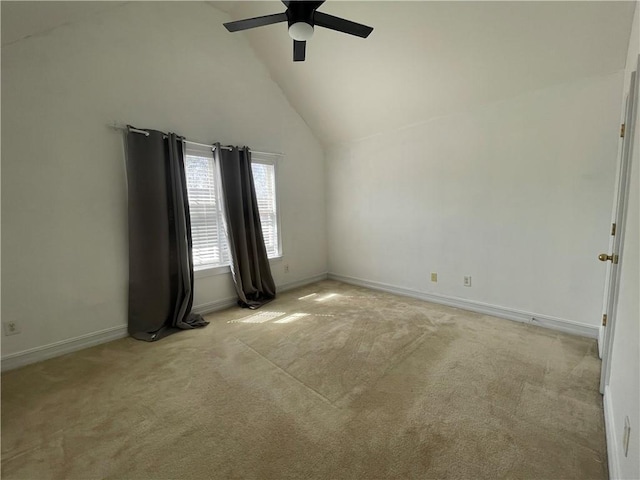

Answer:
[184,145,280,271]
[251,158,280,258]
[184,146,229,269]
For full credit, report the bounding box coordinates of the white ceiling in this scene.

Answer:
[3,1,635,147]
[218,1,636,146]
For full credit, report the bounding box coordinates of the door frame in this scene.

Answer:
[599,59,638,394]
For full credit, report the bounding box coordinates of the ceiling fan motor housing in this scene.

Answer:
[286,2,316,28]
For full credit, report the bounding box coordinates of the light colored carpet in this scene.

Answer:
[1,280,606,479]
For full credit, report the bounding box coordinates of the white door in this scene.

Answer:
[599,60,638,394]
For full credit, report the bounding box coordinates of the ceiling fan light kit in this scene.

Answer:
[223,0,373,62]
[288,22,314,41]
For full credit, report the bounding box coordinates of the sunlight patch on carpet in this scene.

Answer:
[316,293,340,302]
[274,313,310,324]
[228,311,286,324]
[298,293,318,300]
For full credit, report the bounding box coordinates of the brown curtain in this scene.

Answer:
[216,144,276,309]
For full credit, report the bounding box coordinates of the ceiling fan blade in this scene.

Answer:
[293,40,306,62]
[313,11,373,38]
[223,12,287,32]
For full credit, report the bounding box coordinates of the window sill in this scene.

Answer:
[194,255,283,279]
[194,265,230,278]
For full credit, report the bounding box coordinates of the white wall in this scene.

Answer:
[606,5,640,479]
[1,2,327,359]
[327,72,623,330]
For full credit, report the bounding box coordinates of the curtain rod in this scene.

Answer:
[109,123,283,156]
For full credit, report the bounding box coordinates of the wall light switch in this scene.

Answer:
[431,273,437,282]
[464,276,472,287]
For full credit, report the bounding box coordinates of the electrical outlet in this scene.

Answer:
[623,416,631,457]
[3,320,21,336]
[431,272,437,283]
[284,264,290,274]
[463,276,472,287]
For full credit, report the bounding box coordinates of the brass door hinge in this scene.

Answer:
[611,223,617,236]
[602,314,607,327]
[621,123,626,138]
[614,254,619,264]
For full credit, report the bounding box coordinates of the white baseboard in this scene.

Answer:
[604,386,620,480]
[279,272,328,293]
[1,325,129,372]
[598,325,604,359]
[1,272,330,372]
[192,272,328,315]
[328,273,599,339]
[192,296,238,315]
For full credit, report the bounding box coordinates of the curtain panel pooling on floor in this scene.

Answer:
[217,144,276,308]
[125,129,208,341]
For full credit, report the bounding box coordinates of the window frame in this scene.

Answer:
[184,142,230,275]
[250,152,283,263]
[185,145,283,279]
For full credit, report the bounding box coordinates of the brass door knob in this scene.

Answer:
[599,253,613,262]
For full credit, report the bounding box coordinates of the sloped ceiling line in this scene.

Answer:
[218,1,635,147]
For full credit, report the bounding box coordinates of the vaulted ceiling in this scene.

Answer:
[216,1,636,146]
[3,1,635,148]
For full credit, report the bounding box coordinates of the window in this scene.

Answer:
[251,154,280,259]
[184,145,230,269]
[184,145,281,271]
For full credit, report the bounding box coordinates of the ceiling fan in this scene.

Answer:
[223,1,373,62]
